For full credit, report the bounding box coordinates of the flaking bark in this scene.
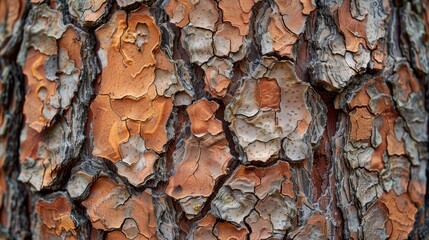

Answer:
[0,0,429,239]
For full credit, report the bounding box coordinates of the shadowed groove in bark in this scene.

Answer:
[0,1,31,233]
[0,58,31,239]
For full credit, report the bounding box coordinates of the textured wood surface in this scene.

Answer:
[0,0,428,239]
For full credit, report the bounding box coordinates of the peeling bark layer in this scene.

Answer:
[1,0,429,239]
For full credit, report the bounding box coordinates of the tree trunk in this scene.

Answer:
[0,0,428,239]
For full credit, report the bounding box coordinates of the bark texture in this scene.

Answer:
[0,0,429,239]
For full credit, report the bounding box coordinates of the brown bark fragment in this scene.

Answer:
[187,99,222,137]
[166,134,232,199]
[215,221,248,240]
[274,0,307,35]
[139,97,173,152]
[35,193,77,239]
[189,0,219,31]
[379,191,418,239]
[22,49,56,132]
[214,23,243,56]
[219,0,255,35]
[409,178,426,207]
[245,211,272,240]
[165,0,194,27]
[203,58,233,98]
[91,7,177,191]
[289,213,328,239]
[265,11,297,57]
[337,0,367,52]
[393,64,420,102]
[96,7,160,99]
[82,177,157,239]
[255,78,281,111]
[228,161,294,199]
[68,0,109,25]
[19,122,77,190]
[349,107,373,141]
[347,77,406,172]
[0,0,26,55]
[300,0,315,15]
[90,95,129,162]
[189,214,216,240]
[362,201,389,239]
[18,5,86,190]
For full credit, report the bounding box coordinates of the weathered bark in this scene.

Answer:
[0,0,428,239]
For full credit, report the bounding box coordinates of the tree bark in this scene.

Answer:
[0,0,428,239]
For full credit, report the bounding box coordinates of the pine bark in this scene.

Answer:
[0,0,428,239]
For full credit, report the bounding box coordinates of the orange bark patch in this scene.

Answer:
[246,211,272,240]
[349,77,405,171]
[275,0,307,35]
[139,97,173,152]
[19,125,45,163]
[371,97,404,168]
[166,134,232,199]
[372,43,386,70]
[58,27,83,69]
[214,23,244,56]
[96,7,160,99]
[82,177,157,238]
[349,85,370,108]
[192,214,217,240]
[267,13,297,57]
[21,22,82,139]
[255,78,281,110]
[337,0,367,52]
[111,96,158,122]
[408,179,426,207]
[291,213,328,239]
[91,94,173,160]
[90,95,129,162]
[35,195,77,238]
[379,191,418,240]
[91,7,175,187]
[349,107,373,141]
[23,49,57,132]
[215,221,248,240]
[204,68,231,98]
[187,99,223,137]
[219,0,255,35]
[393,64,420,103]
[300,0,316,15]
[189,0,219,31]
[165,0,194,27]
[106,231,127,240]
[228,161,294,199]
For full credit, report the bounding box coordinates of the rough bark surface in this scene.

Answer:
[0,0,429,239]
